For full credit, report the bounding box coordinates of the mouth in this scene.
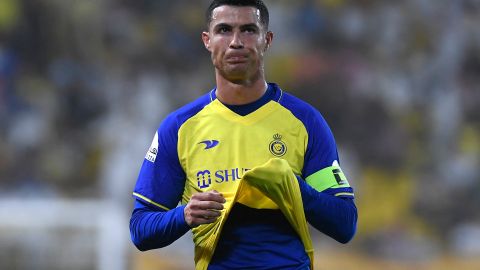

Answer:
[225,53,248,63]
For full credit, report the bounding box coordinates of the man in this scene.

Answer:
[130,0,357,269]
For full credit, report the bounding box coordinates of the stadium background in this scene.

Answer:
[0,0,479,269]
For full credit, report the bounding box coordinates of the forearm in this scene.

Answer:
[297,177,357,243]
[129,200,190,251]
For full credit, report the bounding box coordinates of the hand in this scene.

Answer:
[184,190,226,228]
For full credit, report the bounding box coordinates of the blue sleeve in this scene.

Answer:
[130,200,190,251]
[280,93,357,242]
[295,103,357,242]
[130,93,214,251]
[280,93,344,178]
[133,114,186,211]
[297,176,357,243]
[281,93,354,195]
[130,114,189,251]
[301,105,339,177]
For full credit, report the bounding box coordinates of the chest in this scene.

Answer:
[177,105,307,198]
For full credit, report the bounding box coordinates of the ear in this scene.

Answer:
[202,31,211,51]
[264,31,273,52]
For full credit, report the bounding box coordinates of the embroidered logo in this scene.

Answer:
[195,167,250,188]
[145,132,159,163]
[199,140,219,150]
[332,160,347,185]
[269,133,287,157]
[197,170,212,188]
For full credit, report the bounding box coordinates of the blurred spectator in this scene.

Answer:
[1,0,479,268]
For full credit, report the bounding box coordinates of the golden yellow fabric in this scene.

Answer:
[174,98,314,269]
[177,99,307,208]
[194,158,314,270]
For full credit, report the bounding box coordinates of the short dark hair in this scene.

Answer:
[206,0,269,29]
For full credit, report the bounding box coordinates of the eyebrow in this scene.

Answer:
[212,23,260,31]
[213,23,232,31]
[240,23,260,30]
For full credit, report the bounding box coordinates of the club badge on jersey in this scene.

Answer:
[269,133,287,157]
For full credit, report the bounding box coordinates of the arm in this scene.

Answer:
[297,177,357,244]
[285,99,357,243]
[129,116,189,251]
[130,98,228,251]
[130,191,226,251]
[130,200,190,251]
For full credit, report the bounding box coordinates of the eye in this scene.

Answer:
[243,27,257,33]
[217,26,230,33]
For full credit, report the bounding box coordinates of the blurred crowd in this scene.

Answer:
[0,0,479,267]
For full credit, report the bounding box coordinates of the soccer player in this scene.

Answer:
[129,0,358,269]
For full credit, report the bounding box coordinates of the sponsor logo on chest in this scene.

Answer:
[193,133,289,188]
[196,167,250,188]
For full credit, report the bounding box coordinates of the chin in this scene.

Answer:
[222,69,249,80]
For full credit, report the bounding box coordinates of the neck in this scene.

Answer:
[215,72,268,105]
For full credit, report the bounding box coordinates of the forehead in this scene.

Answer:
[210,5,261,27]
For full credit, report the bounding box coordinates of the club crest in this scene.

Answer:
[269,133,287,157]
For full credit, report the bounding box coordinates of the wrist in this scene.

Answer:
[177,204,191,229]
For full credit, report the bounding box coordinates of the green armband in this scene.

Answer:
[305,165,350,192]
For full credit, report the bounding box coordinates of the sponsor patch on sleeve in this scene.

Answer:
[145,132,159,163]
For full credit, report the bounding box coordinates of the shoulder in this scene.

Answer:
[276,87,328,128]
[280,91,317,114]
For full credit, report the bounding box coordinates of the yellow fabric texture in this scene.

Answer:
[193,158,314,270]
[175,99,313,269]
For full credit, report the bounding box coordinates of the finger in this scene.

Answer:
[211,190,223,196]
[192,191,226,203]
[195,193,225,203]
[193,216,218,226]
[185,208,221,227]
[190,200,224,211]
[211,190,226,201]
[191,209,222,219]
[190,212,221,226]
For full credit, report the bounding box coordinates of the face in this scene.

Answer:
[202,5,273,83]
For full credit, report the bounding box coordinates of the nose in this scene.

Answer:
[229,31,244,49]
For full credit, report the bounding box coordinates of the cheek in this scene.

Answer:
[210,40,227,55]
[255,44,266,58]
[253,38,267,55]
[209,45,225,66]
[211,47,223,63]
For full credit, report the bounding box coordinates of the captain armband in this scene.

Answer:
[305,162,351,192]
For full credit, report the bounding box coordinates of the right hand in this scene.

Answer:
[184,190,226,228]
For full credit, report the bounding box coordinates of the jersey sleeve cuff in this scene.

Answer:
[174,204,190,230]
